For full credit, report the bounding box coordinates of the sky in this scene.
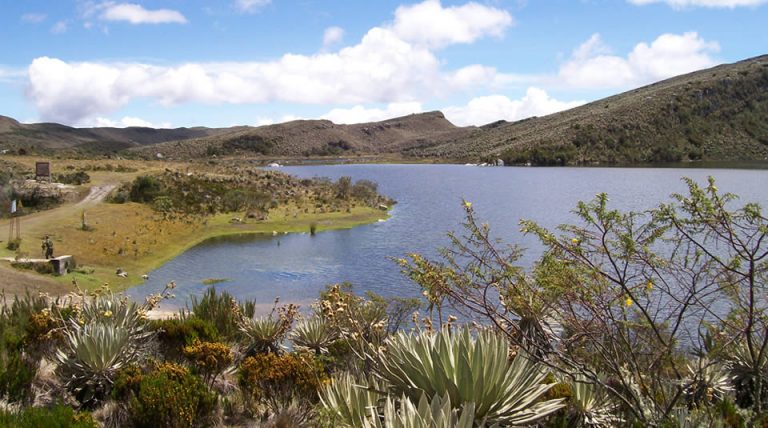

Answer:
[0,0,766,129]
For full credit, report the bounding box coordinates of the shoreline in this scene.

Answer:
[50,205,391,291]
[121,206,391,289]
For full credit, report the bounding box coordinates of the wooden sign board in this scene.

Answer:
[35,161,51,179]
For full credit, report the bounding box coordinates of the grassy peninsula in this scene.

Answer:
[0,157,391,291]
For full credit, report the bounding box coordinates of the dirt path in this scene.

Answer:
[0,180,121,298]
[0,263,71,297]
[77,184,117,205]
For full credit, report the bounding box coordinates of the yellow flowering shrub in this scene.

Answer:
[128,363,217,428]
[238,352,327,406]
[182,340,233,385]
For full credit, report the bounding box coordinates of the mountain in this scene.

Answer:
[0,116,236,154]
[1,54,766,164]
[128,111,469,159]
[405,55,768,165]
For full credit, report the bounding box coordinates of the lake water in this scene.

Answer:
[126,164,768,313]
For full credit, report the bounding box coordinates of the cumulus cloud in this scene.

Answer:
[98,3,187,24]
[390,0,513,48]
[323,26,345,48]
[628,0,766,7]
[24,0,517,125]
[443,88,585,126]
[21,13,46,24]
[558,32,719,88]
[89,116,172,128]
[321,102,423,124]
[234,0,271,13]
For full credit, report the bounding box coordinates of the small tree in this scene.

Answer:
[399,178,768,425]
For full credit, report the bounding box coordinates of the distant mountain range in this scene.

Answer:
[2,54,766,165]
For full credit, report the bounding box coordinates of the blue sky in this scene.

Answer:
[1,0,766,128]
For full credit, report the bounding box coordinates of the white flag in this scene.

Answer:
[10,199,16,214]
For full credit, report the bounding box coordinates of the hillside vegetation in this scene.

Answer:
[0,115,240,155]
[407,54,768,165]
[1,55,767,164]
[127,111,467,160]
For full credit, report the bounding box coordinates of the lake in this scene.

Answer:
[126,164,768,313]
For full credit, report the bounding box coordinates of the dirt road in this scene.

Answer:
[78,184,117,205]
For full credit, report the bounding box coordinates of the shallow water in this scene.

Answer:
[126,164,768,313]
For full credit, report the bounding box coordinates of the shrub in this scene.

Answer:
[111,365,144,401]
[54,171,91,185]
[189,287,255,341]
[238,352,327,412]
[108,189,130,204]
[0,293,54,403]
[0,348,35,403]
[129,362,217,428]
[152,317,219,360]
[129,176,163,203]
[5,239,20,251]
[0,404,97,428]
[182,341,233,386]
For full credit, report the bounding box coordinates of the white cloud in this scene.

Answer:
[50,21,68,34]
[89,116,172,128]
[26,25,460,124]
[234,0,271,13]
[558,32,719,88]
[21,13,46,24]
[321,102,423,124]
[99,3,187,24]
[628,0,766,7]
[24,0,519,125]
[0,66,26,83]
[390,0,513,49]
[253,114,304,126]
[443,88,585,126]
[323,26,345,48]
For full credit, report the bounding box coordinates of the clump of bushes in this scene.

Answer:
[109,167,395,218]
[151,317,219,361]
[238,352,327,413]
[0,405,97,428]
[182,341,232,386]
[120,362,217,428]
[188,287,255,341]
[54,171,91,185]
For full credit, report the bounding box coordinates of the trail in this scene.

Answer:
[0,180,120,297]
[78,184,117,205]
